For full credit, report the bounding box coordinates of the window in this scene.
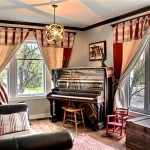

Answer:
[16,42,45,95]
[128,52,145,112]
[0,37,50,101]
[126,38,150,114]
[0,68,9,94]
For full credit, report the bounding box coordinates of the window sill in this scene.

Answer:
[8,95,47,102]
[129,110,150,118]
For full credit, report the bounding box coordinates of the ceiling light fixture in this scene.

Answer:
[45,4,64,45]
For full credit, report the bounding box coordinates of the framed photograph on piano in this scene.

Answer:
[89,41,106,61]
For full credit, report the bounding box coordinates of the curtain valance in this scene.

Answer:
[113,13,150,43]
[33,30,76,69]
[0,27,30,45]
[34,29,76,48]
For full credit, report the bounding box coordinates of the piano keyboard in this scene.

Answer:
[50,94,94,100]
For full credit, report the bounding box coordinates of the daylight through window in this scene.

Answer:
[17,42,44,95]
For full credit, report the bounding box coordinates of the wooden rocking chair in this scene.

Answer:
[105,107,129,137]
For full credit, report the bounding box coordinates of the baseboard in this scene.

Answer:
[29,113,50,120]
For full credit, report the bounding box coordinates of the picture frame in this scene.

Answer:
[89,41,106,61]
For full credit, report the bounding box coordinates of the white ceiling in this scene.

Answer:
[0,0,150,28]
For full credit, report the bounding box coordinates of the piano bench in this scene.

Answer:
[62,107,85,132]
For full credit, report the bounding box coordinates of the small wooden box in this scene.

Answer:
[126,116,150,150]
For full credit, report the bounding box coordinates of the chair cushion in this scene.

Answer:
[0,111,30,135]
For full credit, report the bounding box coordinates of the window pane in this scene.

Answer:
[17,43,44,95]
[17,43,42,59]
[129,52,145,112]
[0,69,8,94]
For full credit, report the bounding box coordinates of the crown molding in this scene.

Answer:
[0,20,83,31]
[84,5,150,30]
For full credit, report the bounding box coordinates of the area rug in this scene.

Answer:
[72,134,114,150]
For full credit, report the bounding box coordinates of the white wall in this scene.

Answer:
[68,24,114,68]
[68,31,86,67]
[25,25,114,120]
[8,24,114,120]
[9,65,51,119]
[83,24,113,67]
[8,33,52,120]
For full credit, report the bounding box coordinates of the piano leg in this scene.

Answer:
[49,99,63,122]
[50,100,57,122]
[94,102,104,131]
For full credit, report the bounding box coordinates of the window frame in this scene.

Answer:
[0,67,9,95]
[125,39,150,115]
[16,41,46,96]
[1,38,51,101]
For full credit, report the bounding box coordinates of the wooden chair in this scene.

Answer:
[62,102,85,132]
[105,107,129,137]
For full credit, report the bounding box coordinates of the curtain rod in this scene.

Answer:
[111,12,150,27]
[0,25,76,34]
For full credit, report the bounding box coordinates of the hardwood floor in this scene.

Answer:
[30,118,127,150]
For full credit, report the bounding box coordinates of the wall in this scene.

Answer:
[6,22,114,120]
[7,29,87,120]
[25,25,114,120]
[83,24,113,67]
[9,64,51,120]
[68,31,86,67]
[69,24,114,68]
[8,31,52,120]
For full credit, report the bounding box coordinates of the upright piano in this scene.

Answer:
[47,67,113,130]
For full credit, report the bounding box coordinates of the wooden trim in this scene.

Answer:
[0,20,83,31]
[84,5,150,30]
[111,9,150,27]
[0,25,77,36]
[0,5,149,31]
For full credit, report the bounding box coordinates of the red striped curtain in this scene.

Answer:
[113,13,150,110]
[0,27,30,73]
[34,30,76,70]
[0,27,30,103]
[62,32,76,68]
[0,83,8,104]
[113,13,150,79]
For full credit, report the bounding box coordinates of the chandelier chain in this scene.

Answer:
[52,4,57,23]
[45,4,64,45]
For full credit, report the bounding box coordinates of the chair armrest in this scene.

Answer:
[0,131,73,150]
[123,116,128,120]
[107,115,115,118]
[0,104,28,114]
[0,103,29,120]
[107,115,116,122]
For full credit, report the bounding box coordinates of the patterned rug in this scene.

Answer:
[72,134,114,150]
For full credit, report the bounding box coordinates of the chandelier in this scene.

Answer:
[45,4,64,45]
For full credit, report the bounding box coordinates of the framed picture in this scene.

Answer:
[89,41,106,61]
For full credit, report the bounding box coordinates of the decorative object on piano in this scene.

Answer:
[101,52,107,67]
[45,4,64,45]
[89,41,106,61]
[62,57,68,68]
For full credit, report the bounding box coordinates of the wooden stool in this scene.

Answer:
[62,106,85,132]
